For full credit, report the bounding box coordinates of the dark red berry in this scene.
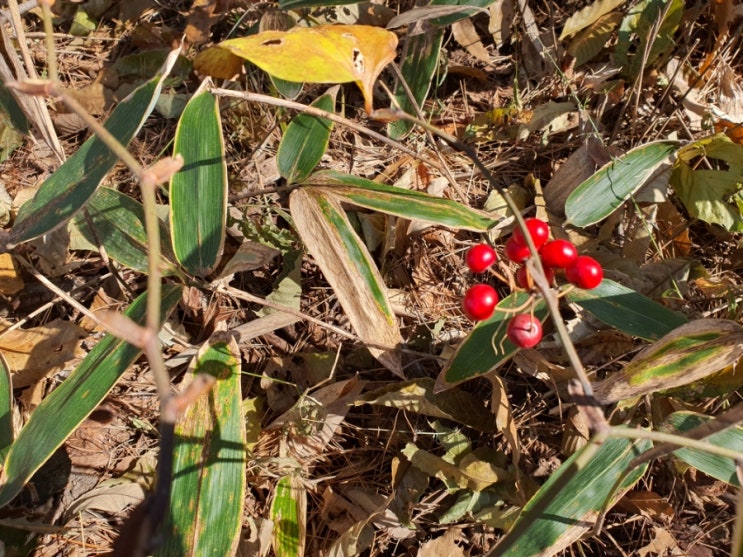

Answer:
[465,244,497,273]
[566,256,603,289]
[507,314,543,348]
[462,284,499,321]
[540,239,578,269]
[512,218,550,251]
[504,237,531,263]
[516,265,554,289]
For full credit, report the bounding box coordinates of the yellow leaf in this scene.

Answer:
[193,46,245,80]
[0,253,23,296]
[219,25,398,113]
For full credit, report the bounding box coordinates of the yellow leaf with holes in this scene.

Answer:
[218,25,398,114]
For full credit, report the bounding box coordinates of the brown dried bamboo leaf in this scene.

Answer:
[290,188,403,375]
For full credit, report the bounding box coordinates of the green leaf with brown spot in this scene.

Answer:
[594,319,743,404]
[271,475,306,557]
[0,285,182,508]
[156,332,245,556]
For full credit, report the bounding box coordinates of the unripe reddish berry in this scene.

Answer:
[512,218,549,251]
[507,314,543,348]
[566,256,603,289]
[540,239,578,269]
[504,237,531,263]
[465,244,497,273]
[462,284,499,321]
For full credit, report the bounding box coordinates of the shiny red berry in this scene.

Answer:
[516,265,554,289]
[465,244,497,273]
[507,314,543,348]
[566,256,603,289]
[540,239,578,269]
[512,218,550,251]
[504,237,531,263]
[462,284,499,321]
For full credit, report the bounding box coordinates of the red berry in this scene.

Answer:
[540,239,578,269]
[507,314,543,348]
[516,265,554,289]
[513,218,550,251]
[504,237,531,263]
[465,244,497,273]
[462,284,499,321]
[566,256,603,289]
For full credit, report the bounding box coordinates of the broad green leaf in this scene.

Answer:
[665,412,743,487]
[492,434,652,556]
[436,293,548,390]
[0,285,182,507]
[271,475,306,557]
[156,332,245,557]
[290,187,403,375]
[670,134,743,232]
[566,279,687,341]
[278,93,335,184]
[614,0,684,79]
[0,353,11,461]
[559,0,626,39]
[73,187,179,275]
[388,28,444,139]
[594,319,743,404]
[6,49,181,248]
[565,140,679,227]
[170,81,227,276]
[306,170,498,231]
[566,11,623,67]
[0,81,29,136]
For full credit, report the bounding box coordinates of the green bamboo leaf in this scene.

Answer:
[170,80,227,277]
[388,28,444,139]
[290,187,403,375]
[594,319,743,404]
[564,141,679,227]
[429,0,493,26]
[665,412,743,487]
[278,93,335,184]
[566,279,687,341]
[73,187,179,275]
[271,475,307,557]
[5,49,181,249]
[156,332,245,557]
[306,170,498,231]
[0,353,12,462]
[0,285,182,507]
[492,434,652,557]
[436,293,548,390]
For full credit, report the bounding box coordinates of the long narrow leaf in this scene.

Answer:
[73,187,179,275]
[156,332,245,556]
[388,29,444,139]
[566,279,687,341]
[665,411,743,487]
[170,80,227,276]
[0,285,182,507]
[564,141,679,227]
[278,93,335,184]
[6,48,181,248]
[0,353,11,461]
[271,475,307,557]
[594,319,743,404]
[492,434,652,557]
[290,187,403,375]
[306,170,498,231]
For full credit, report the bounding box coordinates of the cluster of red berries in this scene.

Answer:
[462,218,604,348]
